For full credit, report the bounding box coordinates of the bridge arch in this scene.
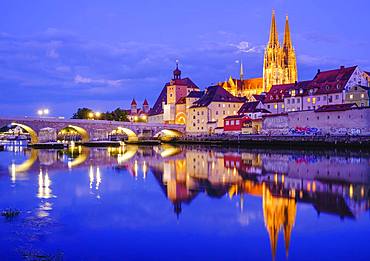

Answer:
[110,127,138,143]
[10,122,39,143]
[175,112,186,125]
[58,125,90,142]
[154,129,184,142]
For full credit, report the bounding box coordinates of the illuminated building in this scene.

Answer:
[218,10,297,98]
[148,63,199,124]
[127,99,150,123]
[263,11,297,92]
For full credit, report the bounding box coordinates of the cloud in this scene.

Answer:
[229,41,265,54]
[74,74,122,87]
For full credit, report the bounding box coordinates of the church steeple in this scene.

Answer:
[173,60,182,80]
[240,60,244,80]
[268,10,279,48]
[283,15,292,50]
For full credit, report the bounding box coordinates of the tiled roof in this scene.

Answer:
[176,96,186,104]
[238,101,260,114]
[187,90,204,98]
[252,94,266,102]
[190,85,245,108]
[264,83,294,103]
[224,115,251,120]
[148,86,167,116]
[264,66,358,103]
[315,103,357,112]
[169,77,199,89]
[143,99,149,105]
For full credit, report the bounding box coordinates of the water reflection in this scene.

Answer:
[1,144,370,260]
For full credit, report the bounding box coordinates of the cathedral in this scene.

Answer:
[219,10,298,98]
[263,10,297,92]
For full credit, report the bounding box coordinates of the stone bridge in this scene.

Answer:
[0,117,186,143]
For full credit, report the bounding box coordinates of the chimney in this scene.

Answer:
[340,65,345,70]
[317,69,321,74]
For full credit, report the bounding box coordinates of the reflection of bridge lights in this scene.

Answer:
[37,169,52,199]
[134,160,138,177]
[96,167,101,190]
[349,185,354,198]
[89,166,102,192]
[361,187,365,197]
[142,161,147,179]
[11,163,16,183]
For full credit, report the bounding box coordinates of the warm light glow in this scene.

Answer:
[88,112,94,118]
[95,112,101,118]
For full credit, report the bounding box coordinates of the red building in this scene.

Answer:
[224,115,251,132]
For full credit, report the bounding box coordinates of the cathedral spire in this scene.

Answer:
[240,60,244,80]
[283,15,292,49]
[268,10,279,48]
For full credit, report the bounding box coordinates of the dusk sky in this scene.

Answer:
[0,0,369,117]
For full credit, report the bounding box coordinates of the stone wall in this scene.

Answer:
[262,107,370,135]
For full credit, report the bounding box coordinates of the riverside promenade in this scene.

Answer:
[177,134,370,149]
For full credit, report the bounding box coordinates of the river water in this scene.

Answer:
[0,143,369,261]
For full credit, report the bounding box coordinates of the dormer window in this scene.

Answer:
[291,90,296,97]
[299,89,303,94]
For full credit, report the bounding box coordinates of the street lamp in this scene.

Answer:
[95,112,101,118]
[37,108,50,117]
[88,112,94,119]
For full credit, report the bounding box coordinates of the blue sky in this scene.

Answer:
[0,0,369,117]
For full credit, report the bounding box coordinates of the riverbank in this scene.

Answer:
[174,135,370,149]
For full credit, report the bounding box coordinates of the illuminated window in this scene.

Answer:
[291,90,296,96]
[349,94,354,99]
[274,104,277,109]
[307,97,311,103]
[312,97,316,104]
[225,121,229,126]
[281,104,285,109]
[361,93,365,98]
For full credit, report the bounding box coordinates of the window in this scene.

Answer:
[218,104,221,107]
[225,121,229,126]
[361,93,365,98]
[201,111,204,115]
[287,99,290,104]
[308,106,311,110]
[335,95,339,100]
[292,99,295,104]
[312,97,316,104]
[327,116,330,119]
[281,104,285,109]
[216,111,219,115]
[338,115,340,119]
[317,116,319,120]
[291,90,296,96]
[236,120,240,125]
[323,96,327,101]
[317,97,320,101]
[231,120,234,125]
[193,116,195,119]
[274,104,277,109]
[307,97,311,103]
[297,98,300,102]
[349,94,353,100]
[267,105,270,109]
[228,104,230,108]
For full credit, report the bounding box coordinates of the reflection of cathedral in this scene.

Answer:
[262,185,296,260]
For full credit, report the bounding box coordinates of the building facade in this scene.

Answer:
[186,86,245,134]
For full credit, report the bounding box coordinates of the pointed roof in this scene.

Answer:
[283,15,292,49]
[190,85,245,108]
[143,98,149,106]
[131,98,137,106]
[268,10,280,48]
[240,61,244,80]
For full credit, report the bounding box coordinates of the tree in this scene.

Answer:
[72,108,93,119]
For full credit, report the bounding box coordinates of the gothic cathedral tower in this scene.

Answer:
[263,11,297,92]
[282,15,298,87]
